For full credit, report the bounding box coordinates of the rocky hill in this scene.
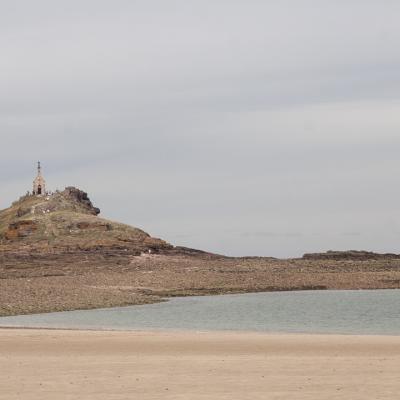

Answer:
[1,189,400,317]
[0,187,172,254]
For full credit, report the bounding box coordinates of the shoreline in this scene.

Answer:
[2,252,400,317]
[1,328,400,399]
[0,324,400,337]
[1,286,399,318]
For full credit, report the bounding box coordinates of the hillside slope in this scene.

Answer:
[0,187,172,254]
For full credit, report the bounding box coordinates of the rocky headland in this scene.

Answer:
[1,188,400,316]
[0,187,171,254]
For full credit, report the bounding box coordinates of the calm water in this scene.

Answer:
[1,290,400,335]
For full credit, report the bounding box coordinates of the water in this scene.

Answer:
[0,289,399,335]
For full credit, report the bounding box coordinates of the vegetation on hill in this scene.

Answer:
[0,187,171,254]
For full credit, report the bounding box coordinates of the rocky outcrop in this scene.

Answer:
[62,187,100,215]
[302,250,400,260]
[75,221,112,231]
[5,220,38,240]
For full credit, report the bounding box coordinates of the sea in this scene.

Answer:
[0,289,399,335]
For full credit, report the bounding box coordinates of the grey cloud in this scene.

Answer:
[1,1,400,257]
[240,232,303,238]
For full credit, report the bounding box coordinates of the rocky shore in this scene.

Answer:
[1,250,400,316]
[1,189,400,316]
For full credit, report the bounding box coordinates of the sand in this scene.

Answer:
[0,329,399,400]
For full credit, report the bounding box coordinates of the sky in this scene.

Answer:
[1,0,400,257]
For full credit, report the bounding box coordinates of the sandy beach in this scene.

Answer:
[0,329,399,399]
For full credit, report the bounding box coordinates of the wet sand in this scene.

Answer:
[1,329,399,399]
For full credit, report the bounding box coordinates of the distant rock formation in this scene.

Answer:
[302,250,400,260]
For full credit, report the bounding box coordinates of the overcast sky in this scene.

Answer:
[1,0,400,257]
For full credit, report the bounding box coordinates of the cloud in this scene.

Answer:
[1,0,400,257]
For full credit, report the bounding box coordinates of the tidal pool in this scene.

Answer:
[1,289,399,335]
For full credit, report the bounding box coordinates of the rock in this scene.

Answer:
[302,250,400,260]
[62,187,100,215]
[75,221,112,231]
[16,207,30,218]
[5,220,38,240]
